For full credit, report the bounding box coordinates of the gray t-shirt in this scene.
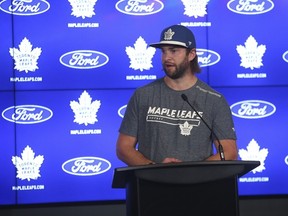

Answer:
[119,78,236,162]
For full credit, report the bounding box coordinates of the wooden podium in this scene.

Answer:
[112,160,260,216]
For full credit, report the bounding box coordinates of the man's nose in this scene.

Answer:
[162,52,172,61]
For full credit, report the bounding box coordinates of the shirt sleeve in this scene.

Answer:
[212,95,237,141]
[118,91,139,138]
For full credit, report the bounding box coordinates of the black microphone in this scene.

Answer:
[181,94,225,161]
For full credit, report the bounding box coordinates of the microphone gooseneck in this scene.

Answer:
[181,93,225,161]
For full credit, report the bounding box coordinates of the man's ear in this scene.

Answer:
[188,49,196,61]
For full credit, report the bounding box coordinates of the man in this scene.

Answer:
[116,24,238,166]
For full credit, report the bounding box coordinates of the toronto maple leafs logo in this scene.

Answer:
[12,145,44,181]
[179,121,193,136]
[181,0,210,18]
[126,36,156,71]
[239,139,268,174]
[9,37,42,73]
[70,91,101,126]
[164,28,175,40]
[68,0,98,18]
[236,35,266,70]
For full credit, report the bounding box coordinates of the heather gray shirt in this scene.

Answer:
[119,78,236,162]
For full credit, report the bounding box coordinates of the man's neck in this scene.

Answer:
[164,74,198,91]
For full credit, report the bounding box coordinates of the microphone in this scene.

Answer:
[181,94,225,161]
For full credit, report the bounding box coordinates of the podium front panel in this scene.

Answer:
[126,176,239,216]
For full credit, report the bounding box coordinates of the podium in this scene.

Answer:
[112,160,260,216]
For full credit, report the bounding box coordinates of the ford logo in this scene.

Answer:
[115,0,164,16]
[230,100,276,119]
[285,155,288,165]
[197,49,221,67]
[282,51,288,63]
[118,105,127,118]
[2,105,53,124]
[0,0,50,16]
[59,50,109,69]
[62,157,111,176]
[227,0,274,15]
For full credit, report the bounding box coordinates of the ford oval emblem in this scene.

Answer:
[62,156,111,176]
[0,0,50,16]
[282,51,288,63]
[227,0,274,15]
[2,105,53,124]
[230,100,276,119]
[118,105,127,118]
[115,0,164,16]
[197,49,221,67]
[59,50,109,69]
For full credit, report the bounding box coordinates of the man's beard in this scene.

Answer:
[163,57,190,80]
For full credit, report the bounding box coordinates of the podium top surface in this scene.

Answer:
[112,160,260,188]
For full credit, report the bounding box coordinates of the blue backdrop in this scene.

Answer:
[0,0,287,205]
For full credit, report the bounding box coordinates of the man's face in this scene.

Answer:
[160,46,191,79]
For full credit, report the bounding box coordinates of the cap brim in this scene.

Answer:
[149,41,188,48]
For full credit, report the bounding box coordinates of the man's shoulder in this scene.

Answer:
[195,79,223,98]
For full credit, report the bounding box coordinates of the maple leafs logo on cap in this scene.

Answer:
[164,28,175,40]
